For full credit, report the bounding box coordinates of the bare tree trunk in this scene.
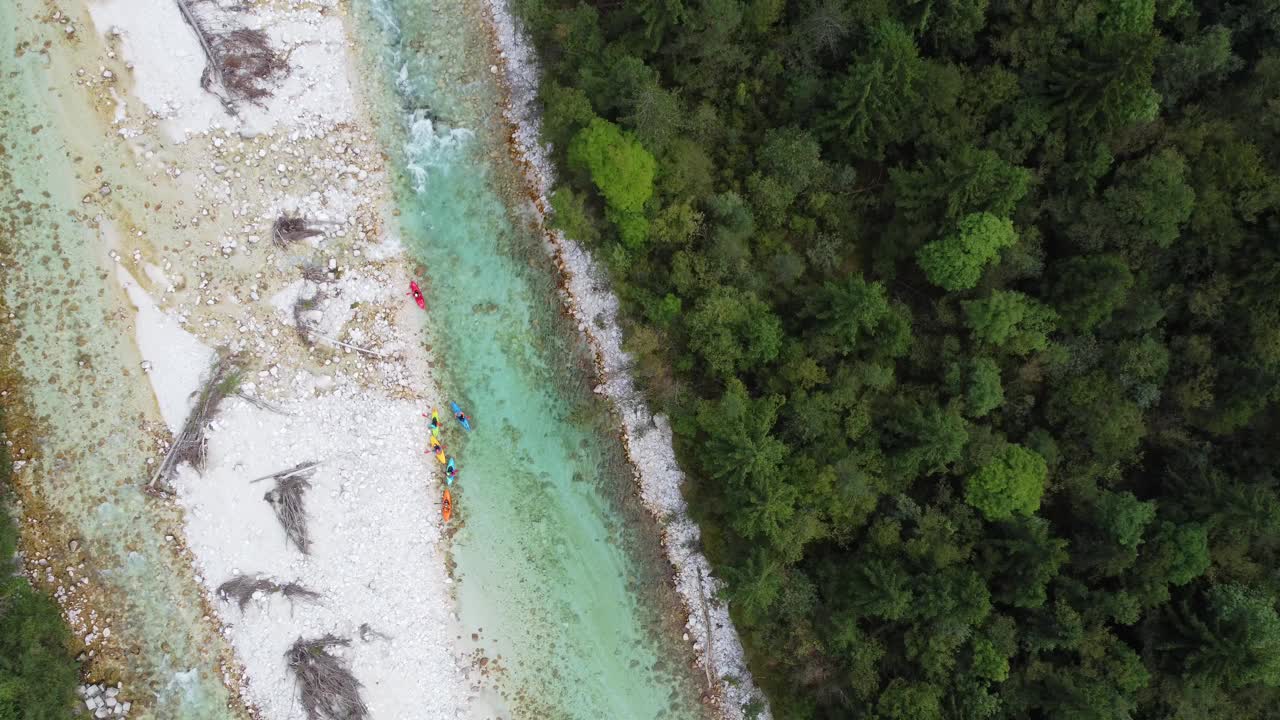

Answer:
[174,0,229,109]
[696,569,715,690]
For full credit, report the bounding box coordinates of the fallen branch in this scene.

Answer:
[287,279,387,358]
[292,290,322,346]
[286,635,369,720]
[217,575,320,611]
[218,576,278,611]
[175,0,290,113]
[300,264,330,284]
[272,216,328,248]
[236,390,288,415]
[175,0,225,107]
[148,353,241,489]
[262,462,317,554]
[250,460,321,485]
[280,582,322,605]
[308,333,390,358]
[696,569,715,690]
[358,623,391,643]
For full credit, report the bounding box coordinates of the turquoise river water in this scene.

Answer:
[2,0,711,718]
[361,2,709,718]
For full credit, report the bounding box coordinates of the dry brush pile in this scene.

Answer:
[148,353,241,489]
[175,0,290,113]
[217,575,321,611]
[286,635,369,720]
[253,461,320,554]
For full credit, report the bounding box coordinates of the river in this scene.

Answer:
[360,1,710,718]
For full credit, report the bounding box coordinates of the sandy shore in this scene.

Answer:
[52,0,469,715]
[479,2,773,718]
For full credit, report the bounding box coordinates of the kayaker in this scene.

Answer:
[407,281,426,310]
[450,401,472,431]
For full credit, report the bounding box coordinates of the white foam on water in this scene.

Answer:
[404,115,474,194]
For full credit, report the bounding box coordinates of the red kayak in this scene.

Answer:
[408,281,426,310]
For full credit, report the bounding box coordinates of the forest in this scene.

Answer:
[510,0,1280,717]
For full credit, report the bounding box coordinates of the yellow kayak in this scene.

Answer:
[432,439,446,464]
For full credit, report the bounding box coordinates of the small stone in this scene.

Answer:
[96,708,109,719]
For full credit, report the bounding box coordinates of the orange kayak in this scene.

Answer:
[442,488,453,523]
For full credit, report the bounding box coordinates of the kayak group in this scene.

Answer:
[424,401,472,524]
[408,280,472,524]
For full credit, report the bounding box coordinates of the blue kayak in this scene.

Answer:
[445,457,456,486]
[450,401,472,431]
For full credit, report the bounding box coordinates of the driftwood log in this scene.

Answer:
[148,354,240,489]
[255,461,320,554]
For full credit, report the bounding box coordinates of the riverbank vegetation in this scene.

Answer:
[0,414,80,718]
[512,0,1280,717]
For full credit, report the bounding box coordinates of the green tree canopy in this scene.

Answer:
[892,146,1031,224]
[963,290,1059,355]
[1176,584,1280,690]
[685,287,784,377]
[568,118,657,239]
[695,378,787,491]
[877,678,943,720]
[825,19,924,159]
[1051,255,1134,332]
[957,357,1005,418]
[917,212,1018,291]
[966,444,1049,520]
[512,0,1280,715]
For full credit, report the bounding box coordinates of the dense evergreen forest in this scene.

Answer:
[512,0,1280,717]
